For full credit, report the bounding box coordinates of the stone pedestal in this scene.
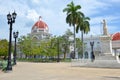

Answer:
[95,53,116,60]
[100,36,112,54]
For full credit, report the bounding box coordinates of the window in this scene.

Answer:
[84,51,88,59]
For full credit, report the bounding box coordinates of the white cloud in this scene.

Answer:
[32,0,40,4]
[108,0,120,3]
[89,15,120,35]
[76,0,111,16]
[90,15,120,25]
[0,0,120,40]
[26,9,39,21]
[0,0,29,17]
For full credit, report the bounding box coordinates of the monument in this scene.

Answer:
[100,19,112,54]
[72,19,120,68]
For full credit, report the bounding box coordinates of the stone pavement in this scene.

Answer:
[0,62,120,80]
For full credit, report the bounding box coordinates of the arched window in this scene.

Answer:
[84,51,88,59]
[32,37,38,41]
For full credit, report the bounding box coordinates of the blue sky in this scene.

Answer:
[0,0,120,40]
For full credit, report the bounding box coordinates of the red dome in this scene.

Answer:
[112,32,120,41]
[32,20,48,30]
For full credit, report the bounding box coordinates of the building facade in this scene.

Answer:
[83,19,120,63]
[30,17,51,42]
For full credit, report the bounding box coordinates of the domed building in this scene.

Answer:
[112,32,120,57]
[30,17,51,41]
[112,32,120,41]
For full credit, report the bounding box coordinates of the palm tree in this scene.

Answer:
[76,16,90,58]
[63,1,84,58]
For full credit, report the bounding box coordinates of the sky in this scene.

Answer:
[0,0,120,40]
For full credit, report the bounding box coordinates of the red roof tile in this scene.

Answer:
[32,20,48,30]
[112,32,120,41]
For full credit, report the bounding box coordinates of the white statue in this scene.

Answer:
[102,19,109,36]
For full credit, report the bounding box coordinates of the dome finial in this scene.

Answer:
[39,16,42,21]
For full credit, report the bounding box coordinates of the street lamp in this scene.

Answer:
[6,11,17,70]
[90,41,95,61]
[13,31,19,65]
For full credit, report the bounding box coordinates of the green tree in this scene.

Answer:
[31,43,41,58]
[39,40,53,59]
[76,38,82,58]
[18,35,59,60]
[63,29,83,59]
[65,29,73,36]
[49,37,58,57]
[76,16,90,57]
[51,36,62,57]
[18,35,32,58]
[63,1,84,57]
[0,39,9,59]
[76,16,90,42]
[61,35,70,60]
[49,36,66,61]
[61,29,73,59]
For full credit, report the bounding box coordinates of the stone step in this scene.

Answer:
[71,54,120,68]
[95,54,116,60]
[71,59,120,68]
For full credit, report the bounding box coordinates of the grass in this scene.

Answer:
[0,60,15,71]
[0,60,7,71]
[17,58,71,63]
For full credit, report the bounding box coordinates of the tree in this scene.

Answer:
[61,29,73,59]
[18,35,32,58]
[0,39,9,59]
[38,40,57,59]
[76,38,82,58]
[61,35,70,60]
[18,34,60,60]
[65,29,73,36]
[76,16,90,42]
[50,37,58,57]
[76,16,90,57]
[63,1,84,58]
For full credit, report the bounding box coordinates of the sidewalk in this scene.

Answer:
[0,62,120,80]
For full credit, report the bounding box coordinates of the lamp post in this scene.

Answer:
[13,31,19,65]
[6,11,17,70]
[90,41,95,61]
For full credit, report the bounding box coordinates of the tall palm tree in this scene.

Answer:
[76,16,90,58]
[63,1,84,58]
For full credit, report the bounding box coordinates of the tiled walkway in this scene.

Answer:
[0,62,120,80]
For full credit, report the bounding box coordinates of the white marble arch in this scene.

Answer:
[32,35,39,41]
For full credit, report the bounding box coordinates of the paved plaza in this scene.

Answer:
[0,62,120,80]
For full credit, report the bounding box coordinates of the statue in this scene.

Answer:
[102,19,109,36]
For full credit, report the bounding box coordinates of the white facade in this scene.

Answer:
[83,35,102,59]
[82,19,120,63]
